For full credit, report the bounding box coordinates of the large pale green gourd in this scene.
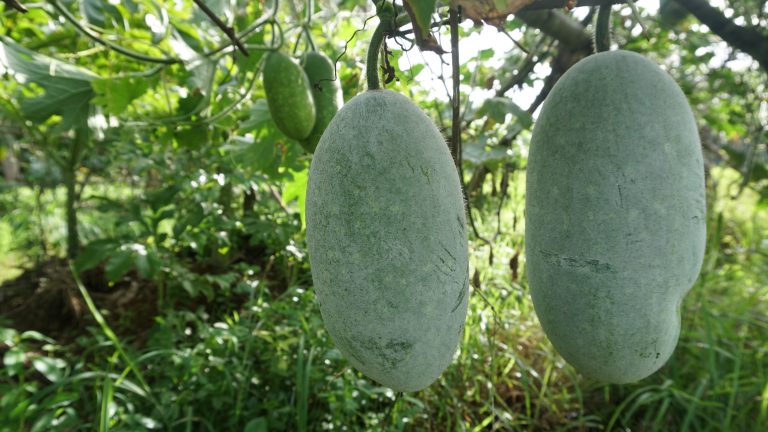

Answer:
[306,90,468,392]
[525,50,706,384]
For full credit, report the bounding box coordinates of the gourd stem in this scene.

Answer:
[595,6,611,53]
[366,2,395,90]
[366,22,386,90]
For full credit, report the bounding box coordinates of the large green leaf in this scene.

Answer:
[220,132,279,175]
[80,0,124,29]
[0,37,97,128]
[402,0,443,53]
[169,30,215,96]
[92,76,150,114]
[477,97,533,127]
[283,168,309,229]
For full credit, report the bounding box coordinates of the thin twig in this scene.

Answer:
[3,0,28,13]
[449,7,461,168]
[449,6,493,261]
[393,18,451,37]
[499,28,529,54]
[47,0,178,64]
[192,0,249,57]
[268,184,292,214]
[46,0,277,65]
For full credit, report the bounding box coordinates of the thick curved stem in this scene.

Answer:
[366,23,387,90]
[594,6,611,53]
[366,2,395,90]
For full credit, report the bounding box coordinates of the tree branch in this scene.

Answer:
[48,0,179,64]
[496,42,553,96]
[192,0,249,57]
[3,0,27,13]
[516,9,592,50]
[519,0,627,11]
[673,0,768,71]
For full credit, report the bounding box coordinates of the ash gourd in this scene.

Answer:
[300,51,343,153]
[262,51,316,141]
[263,50,343,153]
[305,3,469,392]
[525,50,706,383]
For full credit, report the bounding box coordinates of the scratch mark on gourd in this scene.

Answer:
[432,262,451,277]
[420,165,431,184]
[405,159,415,175]
[451,271,469,312]
[617,184,624,208]
[539,249,617,274]
[439,242,457,263]
[437,254,456,272]
[456,214,465,234]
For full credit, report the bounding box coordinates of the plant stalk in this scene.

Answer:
[366,1,395,90]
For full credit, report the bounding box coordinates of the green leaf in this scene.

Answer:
[239,100,272,132]
[20,331,54,344]
[134,248,161,278]
[75,239,119,272]
[3,346,25,377]
[146,185,180,212]
[402,0,443,53]
[123,414,161,429]
[175,124,209,148]
[463,141,513,166]
[403,0,436,34]
[243,418,268,432]
[92,76,150,114]
[477,97,533,127]
[221,133,278,174]
[283,168,309,229]
[0,327,18,346]
[31,356,67,383]
[177,89,205,116]
[105,249,134,282]
[80,0,123,29]
[0,37,96,128]
[204,272,238,289]
[170,30,215,96]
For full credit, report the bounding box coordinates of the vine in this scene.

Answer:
[594,5,611,53]
[365,1,396,90]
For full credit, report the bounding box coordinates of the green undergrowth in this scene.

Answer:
[0,167,766,431]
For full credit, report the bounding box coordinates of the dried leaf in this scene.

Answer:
[453,0,536,26]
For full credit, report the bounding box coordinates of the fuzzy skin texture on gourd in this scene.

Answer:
[263,52,316,140]
[306,90,468,392]
[300,52,343,153]
[525,50,706,384]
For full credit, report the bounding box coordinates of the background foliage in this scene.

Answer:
[0,0,766,430]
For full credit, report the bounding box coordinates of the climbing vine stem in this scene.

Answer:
[366,1,395,90]
[594,5,611,52]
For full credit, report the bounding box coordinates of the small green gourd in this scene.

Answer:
[262,51,316,140]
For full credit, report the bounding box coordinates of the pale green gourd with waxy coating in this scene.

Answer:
[306,89,468,392]
[525,50,706,384]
